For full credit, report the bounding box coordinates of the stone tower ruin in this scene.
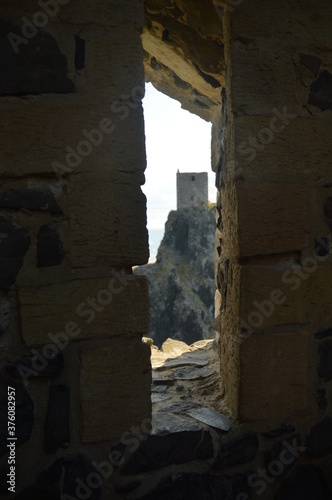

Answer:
[176,171,208,209]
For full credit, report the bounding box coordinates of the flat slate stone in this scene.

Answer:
[214,433,258,470]
[151,394,169,403]
[156,354,209,370]
[174,365,215,380]
[151,384,169,393]
[161,401,199,414]
[152,412,202,435]
[276,465,326,500]
[305,417,332,456]
[186,408,233,433]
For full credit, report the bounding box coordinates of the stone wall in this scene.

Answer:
[0,1,152,497]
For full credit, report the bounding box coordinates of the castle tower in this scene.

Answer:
[176,171,208,209]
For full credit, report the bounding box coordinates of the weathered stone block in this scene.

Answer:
[80,342,151,443]
[239,266,308,331]
[18,274,149,346]
[239,331,308,421]
[231,43,300,115]
[233,116,332,183]
[67,172,149,267]
[236,182,308,257]
[308,267,332,324]
[0,102,146,179]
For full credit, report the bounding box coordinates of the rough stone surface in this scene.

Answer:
[0,102,146,179]
[239,332,308,421]
[306,417,332,456]
[121,413,213,474]
[318,340,332,381]
[143,0,224,121]
[5,352,64,379]
[135,206,215,346]
[45,385,70,454]
[67,172,149,268]
[37,223,64,267]
[214,433,258,470]
[239,266,308,331]
[0,377,34,456]
[80,342,151,443]
[0,188,62,213]
[236,182,308,257]
[18,274,149,345]
[0,216,30,289]
[276,465,326,500]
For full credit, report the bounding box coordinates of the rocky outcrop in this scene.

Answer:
[135,205,216,347]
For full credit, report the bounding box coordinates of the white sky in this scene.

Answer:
[142,83,215,234]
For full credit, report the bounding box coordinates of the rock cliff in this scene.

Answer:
[135,205,216,347]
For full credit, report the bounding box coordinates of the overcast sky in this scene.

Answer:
[142,83,214,258]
